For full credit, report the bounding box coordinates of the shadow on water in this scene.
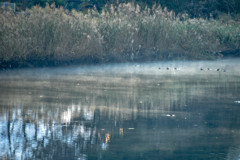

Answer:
[0,59,240,160]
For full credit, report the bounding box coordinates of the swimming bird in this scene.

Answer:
[166,67,169,70]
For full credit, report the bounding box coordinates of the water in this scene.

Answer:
[0,59,240,160]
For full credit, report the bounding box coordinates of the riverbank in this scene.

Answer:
[0,3,240,69]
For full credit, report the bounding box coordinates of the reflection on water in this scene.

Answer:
[0,59,240,160]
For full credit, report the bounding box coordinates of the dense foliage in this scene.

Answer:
[1,3,239,68]
[9,0,240,18]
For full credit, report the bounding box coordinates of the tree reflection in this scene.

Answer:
[0,67,240,159]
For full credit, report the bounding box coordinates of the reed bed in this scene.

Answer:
[0,3,239,67]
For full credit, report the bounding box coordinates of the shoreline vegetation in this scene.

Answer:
[0,3,240,69]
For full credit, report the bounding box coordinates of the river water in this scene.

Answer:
[0,59,240,160]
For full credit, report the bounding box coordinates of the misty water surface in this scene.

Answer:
[0,59,240,160]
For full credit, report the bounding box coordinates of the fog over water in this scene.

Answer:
[0,59,240,160]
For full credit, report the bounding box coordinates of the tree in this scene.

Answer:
[9,0,240,17]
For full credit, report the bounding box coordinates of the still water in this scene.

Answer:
[0,59,240,160]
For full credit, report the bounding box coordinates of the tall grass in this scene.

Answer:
[0,3,240,67]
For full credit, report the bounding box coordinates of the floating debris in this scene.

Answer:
[166,114,175,117]
[234,101,240,104]
[128,128,135,130]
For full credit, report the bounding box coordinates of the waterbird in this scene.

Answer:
[200,68,203,71]
[166,67,169,70]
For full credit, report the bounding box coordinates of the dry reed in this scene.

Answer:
[0,3,239,67]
